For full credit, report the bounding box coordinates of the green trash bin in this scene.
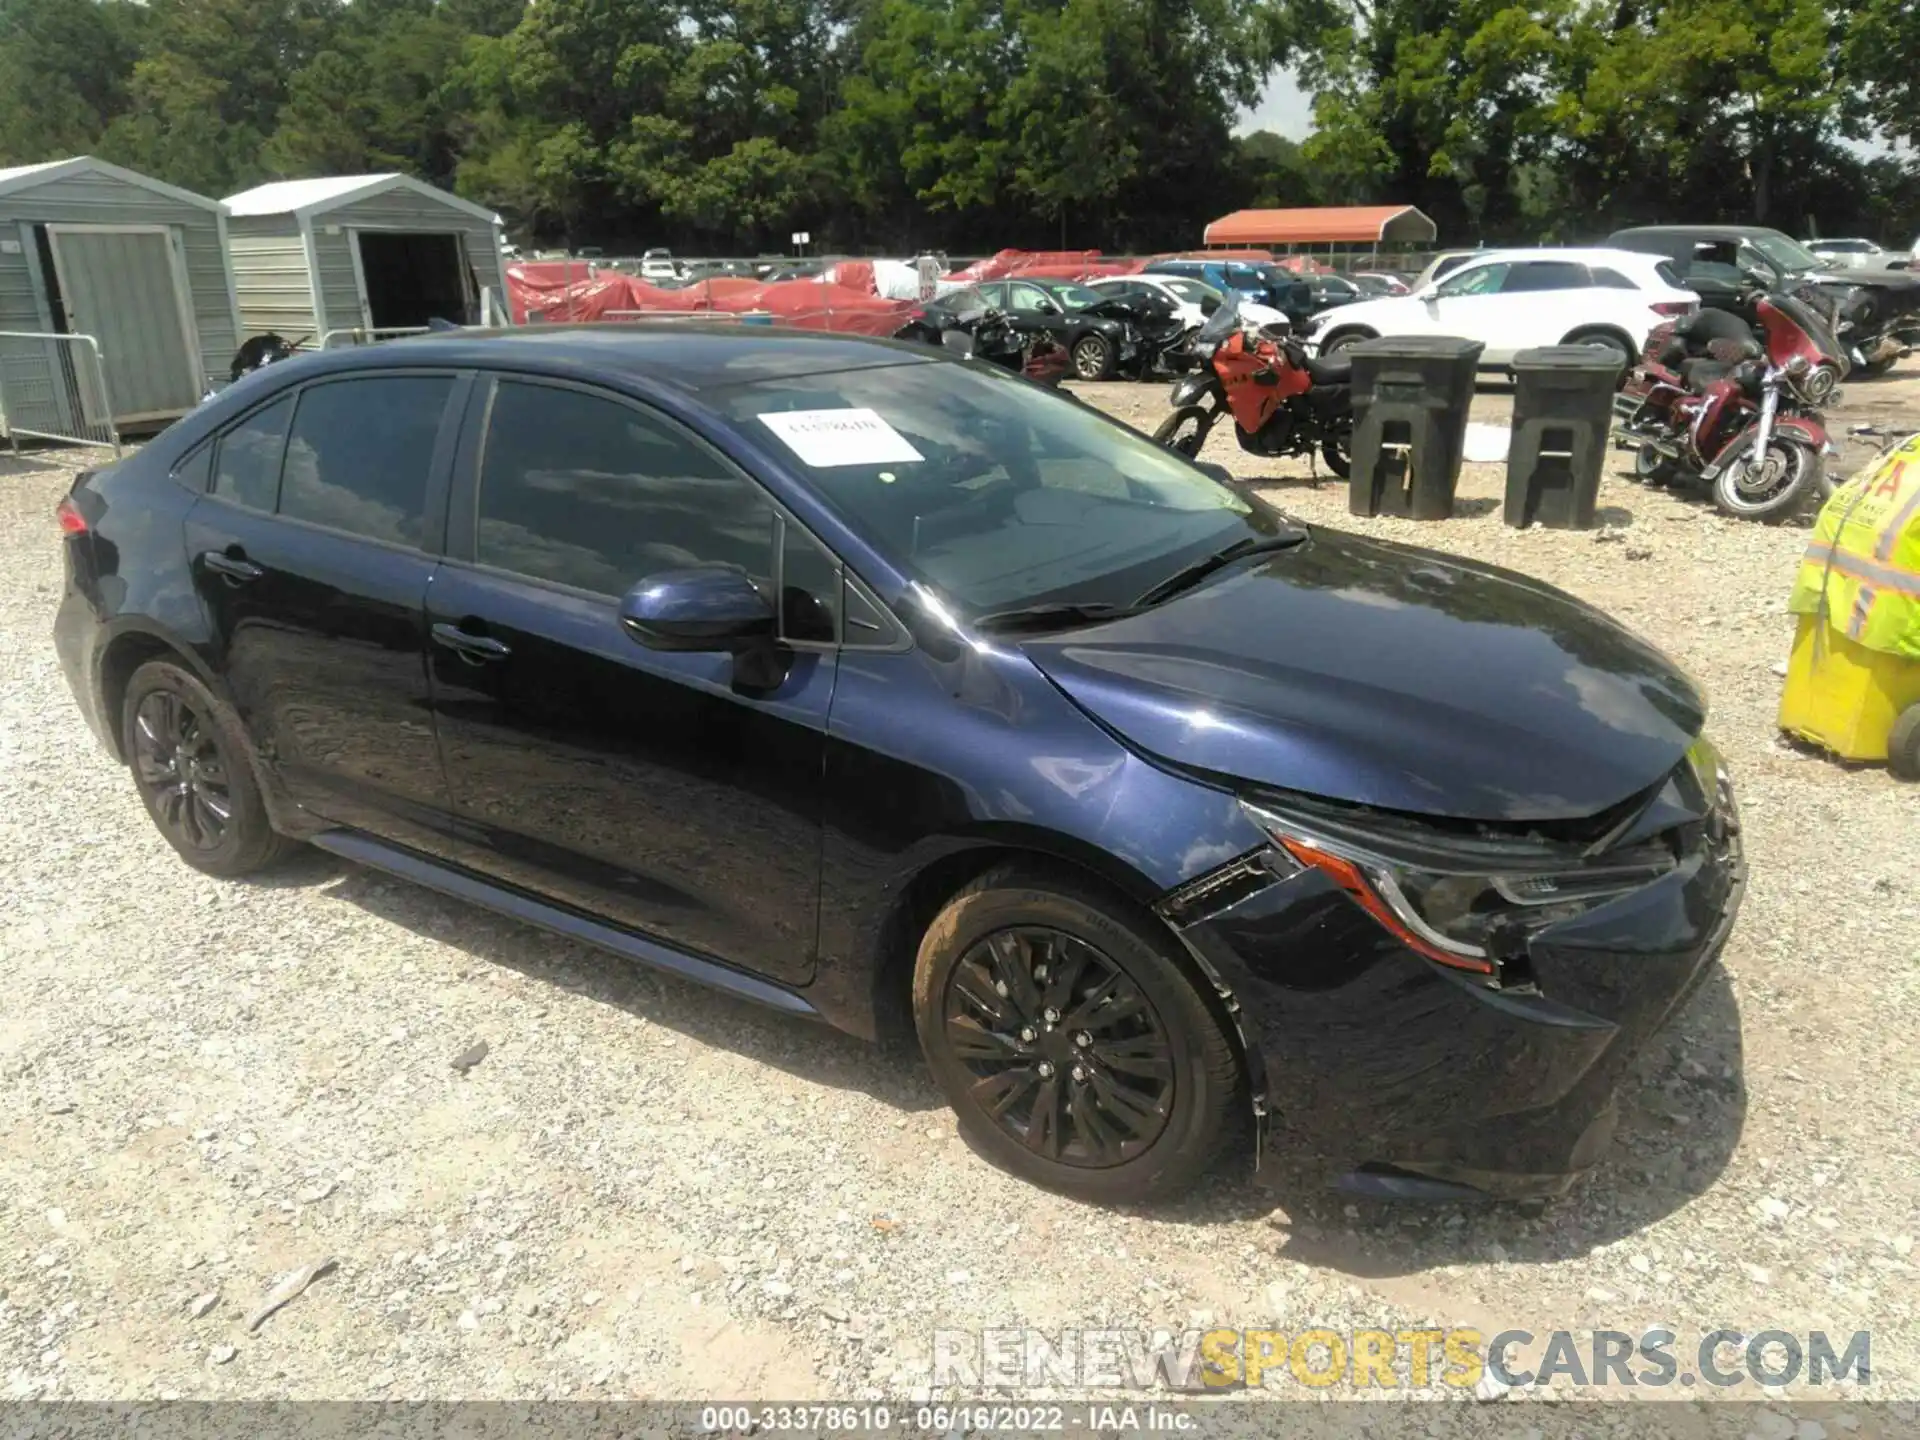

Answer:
[1346,336,1484,519]
[1503,345,1624,530]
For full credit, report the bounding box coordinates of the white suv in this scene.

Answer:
[1314,248,1699,370]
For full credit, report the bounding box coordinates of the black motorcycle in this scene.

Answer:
[229,332,306,382]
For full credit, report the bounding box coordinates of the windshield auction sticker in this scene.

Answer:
[759,408,925,467]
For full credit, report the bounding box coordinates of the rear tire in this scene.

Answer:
[1565,330,1634,384]
[1320,426,1353,478]
[912,867,1242,1204]
[1712,438,1817,522]
[1854,355,1900,379]
[1634,442,1678,486]
[1319,330,1371,356]
[121,659,294,878]
[1153,405,1214,459]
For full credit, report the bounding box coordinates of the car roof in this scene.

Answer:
[1448,246,1668,267]
[1608,224,1787,239]
[259,325,935,395]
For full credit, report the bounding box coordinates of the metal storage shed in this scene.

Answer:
[0,156,239,433]
[222,174,506,345]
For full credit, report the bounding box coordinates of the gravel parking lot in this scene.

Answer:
[2,360,1917,1420]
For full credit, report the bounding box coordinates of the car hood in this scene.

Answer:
[1020,528,1705,822]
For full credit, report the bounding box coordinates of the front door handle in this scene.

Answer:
[200,551,263,582]
[432,622,512,662]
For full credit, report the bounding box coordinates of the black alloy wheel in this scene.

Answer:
[132,689,232,853]
[942,927,1174,1166]
[913,867,1241,1202]
[121,658,294,877]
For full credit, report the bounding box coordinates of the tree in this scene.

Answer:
[0,0,145,165]
[98,0,339,195]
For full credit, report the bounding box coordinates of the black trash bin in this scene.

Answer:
[1346,335,1484,520]
[1503,345,1624,530]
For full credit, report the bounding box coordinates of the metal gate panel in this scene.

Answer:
[46,227,201,421]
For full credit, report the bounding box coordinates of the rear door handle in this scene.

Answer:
[432,622,512,662]
[200,551,263,582]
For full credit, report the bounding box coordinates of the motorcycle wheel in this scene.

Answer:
[1153,406,1214,459]
[1320,429,1353,479]
[1854,354,1900,379]
[1712,439,1816,522]
[1634,443,1678,486]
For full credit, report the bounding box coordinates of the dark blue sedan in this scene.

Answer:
[52,326,1744,1204]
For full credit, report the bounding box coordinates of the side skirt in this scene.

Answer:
[309,829,821,1020]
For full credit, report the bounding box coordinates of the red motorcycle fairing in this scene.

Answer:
[1214,331,1312,435]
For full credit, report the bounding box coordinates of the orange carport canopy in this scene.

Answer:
[1202,205,1438,247]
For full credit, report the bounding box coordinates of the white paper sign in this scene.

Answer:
[758,408,924,467]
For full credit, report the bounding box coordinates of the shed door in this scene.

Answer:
[46,227,201,421]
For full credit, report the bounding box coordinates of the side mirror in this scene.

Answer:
[1195,461,1235,485]
[619,567,775,652]
[1033,298,1059,315]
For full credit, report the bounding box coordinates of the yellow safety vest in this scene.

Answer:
[1789,434,1920,658]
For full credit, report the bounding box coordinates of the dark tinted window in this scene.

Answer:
[779,519,839,643]
[213,397,292,510]
[1654,261,1685,288]
[1590,267,1637,289]
[172,444,213,493]
[279,376,452,547]
[1501,262,1590,293]
[477,381,775,597]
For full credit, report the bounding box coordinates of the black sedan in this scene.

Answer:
[933,279,1145,379]
[53,326,1744,1205]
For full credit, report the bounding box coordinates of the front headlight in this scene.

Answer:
[1241,799,1677,978]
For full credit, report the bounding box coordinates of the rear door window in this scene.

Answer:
[1500,262,1591,293]
[1590,267,1638,289]
[211,396,293,511]
[279,375,454,548]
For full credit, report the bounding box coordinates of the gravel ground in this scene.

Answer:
[2,360,1917,1424]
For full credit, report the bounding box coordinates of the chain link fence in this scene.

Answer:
[0,331,121,455]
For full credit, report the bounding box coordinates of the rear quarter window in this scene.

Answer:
[1654,261,1685,288]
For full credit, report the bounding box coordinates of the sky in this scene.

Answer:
[1235,66,1315,138]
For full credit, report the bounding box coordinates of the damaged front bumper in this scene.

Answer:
[1157,761,1746,1202]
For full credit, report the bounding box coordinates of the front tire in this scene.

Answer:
[1713,438,1818,522]
[912,867,1242,1204]
[122,659,293,878]
[1153,405,1215,459]
[1071,333,1115,380]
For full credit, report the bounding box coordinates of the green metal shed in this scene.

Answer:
[0,156,238,432]
[222,173,507,345]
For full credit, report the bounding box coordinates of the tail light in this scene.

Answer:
[55,496,88,535]
[1652,301,1696,317]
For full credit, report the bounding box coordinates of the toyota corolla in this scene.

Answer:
[53,327,1743,1204]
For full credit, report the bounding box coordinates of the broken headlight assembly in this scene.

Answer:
[1240,797,1679,980]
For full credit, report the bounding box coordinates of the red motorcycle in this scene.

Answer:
[1614,292,1842,521]
[1151,294,1354,476]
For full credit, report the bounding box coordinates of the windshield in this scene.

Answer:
[1765,293,1845,365]
[1746,233,1823,275]
[718,361,1260,616]
[1190,289,1243,352]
